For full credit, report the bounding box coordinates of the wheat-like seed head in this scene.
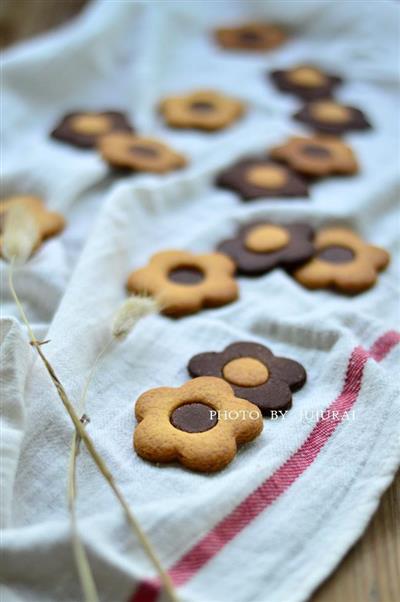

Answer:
[112,294,161,339]
[2,203,41,264]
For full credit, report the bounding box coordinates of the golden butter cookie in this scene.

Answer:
[98,133,187,173]
[127,249,238,317]
[160,90,245,131]
[51,111,134,149]
[270,135,358,177]
[215,22,286,51]
[134,376,263,472]
[293,228,390,294]
[0,196,65,259]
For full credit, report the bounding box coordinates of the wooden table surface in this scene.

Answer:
[1,2,399,601]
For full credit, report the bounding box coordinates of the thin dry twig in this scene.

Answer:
[68,421,100,602]
[8,261,179,602]
[66,294,162,600]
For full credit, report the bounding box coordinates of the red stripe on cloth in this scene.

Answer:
[129,330,399,602]
[368,330,400,362]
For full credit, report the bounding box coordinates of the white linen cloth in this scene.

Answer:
[1,1,399,601]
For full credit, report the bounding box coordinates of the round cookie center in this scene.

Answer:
[312,102,351,123]
[245,224,290,253]
[190,101,215,113]
[168,265,204,285]
[289,67,325,87]
[239,29,261,43]
[246,165,287,189]
[300,144,331,159]
[70,114,111,135]
[318,245,355,263]
[129,145,159,158]
[223,357,269,387]
[170,402,217,433]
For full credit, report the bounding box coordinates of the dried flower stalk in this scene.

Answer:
[8,261,179,602]
[66,294,162,599]
[68,422,99,602]
[4,210,99,600]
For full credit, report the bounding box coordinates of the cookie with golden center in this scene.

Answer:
[159,90,245,131]
[270,136,358,176]
[127,250,238,317]
[51,111,134,149]
[218,221,314,276]
[216,157,309,200]
[134,376,263,472]
[270,65,342,100]
[215,22,286,51]
[293,101,371,135]
[98,133,187,173]
[0,196,65,258]
[293,228,390,294]
[188,342,306,416]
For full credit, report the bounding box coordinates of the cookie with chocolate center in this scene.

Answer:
[270,135,359,176]
[160,90,245,131]
[215,22,286,51]
[98,134,187,173]
[134,377,263,472]
[126,249,238,317]
[293,227,389,293]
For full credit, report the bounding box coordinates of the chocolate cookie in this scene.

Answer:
[126,249,238,317]
[216,157,309,201]
[134,376,263,472]
[51,111,134,149]
[98,134,187,174]
[188,342,306,416]
[293,227,390,294]
[215,22,286,52]
[293,100,371,135]
[218,221,314,276]
[270,135,358,177]
[159,90,245,131]
[270,65,342,100]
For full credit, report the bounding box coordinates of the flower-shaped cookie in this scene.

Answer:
[293,100,371,135]
[134,376,263,472]
[218,221,314,276]
[270,136,358,177]
[51,111,134,149]
[216,157,309,201]
[159,90,245,131]
[0,196,65,259]
[98,133,187,174]
[215,22,286,51]
[126,250,238,317]
[270,65,342,100]
[293,228,390,294]
[188,342,306,416]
